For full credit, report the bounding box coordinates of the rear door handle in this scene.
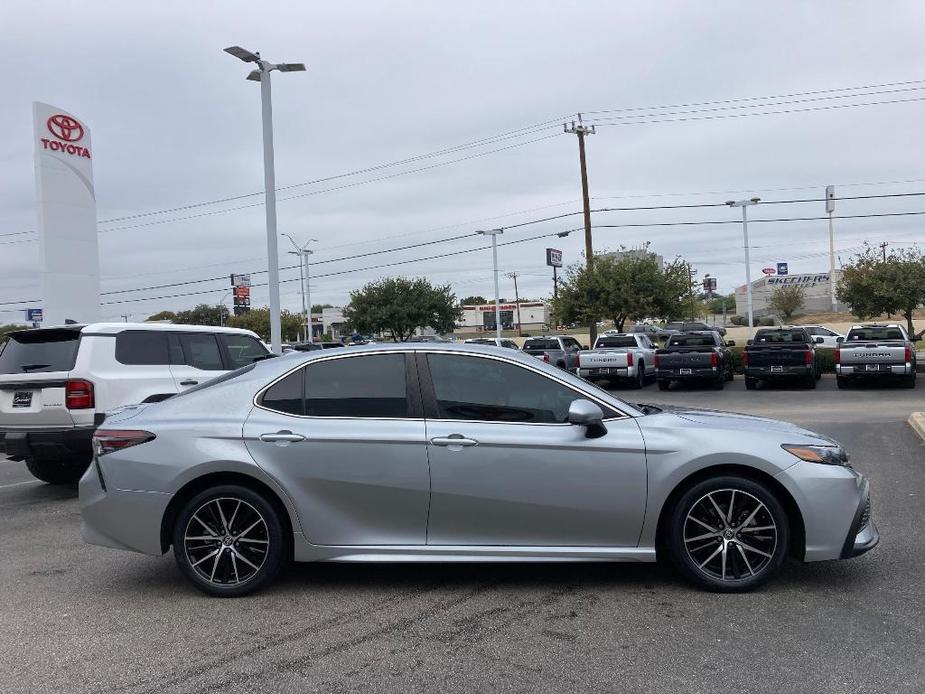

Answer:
[259,430,306,444]
[180,380,199,386]
[430,436,478,448]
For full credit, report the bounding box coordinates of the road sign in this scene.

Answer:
[825,185,835,214]
[233,286,251,299]
[702,277,717,291]
[230,273,252,288]
[26,308,43,322]
[761,267,776,276]
[776,262,789,276]
[546,248,563,268]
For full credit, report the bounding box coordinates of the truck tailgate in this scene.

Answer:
[839,344,907,365]
[745,348,809,367]
[657,351,713,368]
[579,351,630,369]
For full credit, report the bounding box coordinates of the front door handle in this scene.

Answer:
[430,435,478,448]
[180,380,199,386]
[259,430,306,444]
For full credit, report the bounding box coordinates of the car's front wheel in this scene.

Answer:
[172,485,288,597]
[667,476,790,592]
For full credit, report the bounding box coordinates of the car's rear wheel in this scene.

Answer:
[631,365,645,389]
[745,377,758,390]
[804,373,817,389]
[902,372,916,389]
[836,376,849,389]
[657,380,670,391]
[25,456,89,485]
[173,485,287,598]
[667,476,789,592]
[711,374,725,390]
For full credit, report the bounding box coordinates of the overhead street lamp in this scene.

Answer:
[477,229,504,341]
[726,197,761,335]
[282,233,318,343]
[224,45,306,354]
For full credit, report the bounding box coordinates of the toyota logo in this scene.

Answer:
[47,114,84,142]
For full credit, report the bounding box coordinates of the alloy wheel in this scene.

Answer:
[183,497,269,586]
[683,488,778,582]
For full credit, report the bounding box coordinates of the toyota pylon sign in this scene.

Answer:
[33,102,101,325]
[761,267,776,276]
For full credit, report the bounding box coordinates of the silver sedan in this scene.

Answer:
[79,343,877,597]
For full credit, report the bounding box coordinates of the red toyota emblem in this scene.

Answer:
[47,114,84,142]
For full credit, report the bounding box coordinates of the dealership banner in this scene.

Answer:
[33,102,101,325]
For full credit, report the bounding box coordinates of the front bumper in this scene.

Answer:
[841,480,879,559]
[79,458,171,555]
[0,426,95,461]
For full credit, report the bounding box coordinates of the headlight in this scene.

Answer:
[782,443,850,466]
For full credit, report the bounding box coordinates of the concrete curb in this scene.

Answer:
[909,412,925,442]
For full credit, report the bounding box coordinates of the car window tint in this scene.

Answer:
[523,339,559,350]
[595,337,636,348]
[427,354,582,424]
[304,354,408,417]
[179,334,224,370]
[261,368,304,415]
[753,330,809,343]
[115,331,169,365]
[220,334,269,369]
[668,334,716,347]
[0,328,81,374]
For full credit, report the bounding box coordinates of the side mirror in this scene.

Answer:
[725,340,736,347]
[568,399,607,439]
[581,344,590,351]
[814,336,824,344]
[836,336,844,343]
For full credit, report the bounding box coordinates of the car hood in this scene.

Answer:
[638,403,835,444]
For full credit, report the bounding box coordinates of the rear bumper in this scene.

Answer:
[656,367,717,380]
[579,365,636,379]
[836,364,912,378]
[0,425,95,461]
[745,365,813,379]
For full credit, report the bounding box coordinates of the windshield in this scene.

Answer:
[595,337,636,348]
[846,327,905,341]
[0,328,82,374]
[753,329,810,343]
[667,334,716,347]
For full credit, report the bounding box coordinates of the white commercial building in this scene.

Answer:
[456,302,550,334]
[735,271,844,318]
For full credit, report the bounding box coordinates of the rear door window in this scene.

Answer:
[219,334,269,369]
[178,334,225,370]
[0,329,81,374]
[115,331,170,365]
[303,354,408,418]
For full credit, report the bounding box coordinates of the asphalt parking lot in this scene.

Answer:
[1,375,923,693]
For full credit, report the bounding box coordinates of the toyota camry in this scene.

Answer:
[79,343,877,597]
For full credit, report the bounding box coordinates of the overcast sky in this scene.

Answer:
[2,0,924,321]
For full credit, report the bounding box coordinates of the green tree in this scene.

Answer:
[310,303,334,314]
[460,295,487,306]
[550,250,692,332]
[171,304,228,326]
[227,307,304,342]
[0,324,29,337]
[768,285,806,321]
[145,310,177,322]
[837,245,925,336]
[707,292,736,316]
[344,277,462,342]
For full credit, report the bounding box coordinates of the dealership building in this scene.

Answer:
[456,302,550,333]
[734,270,844,318]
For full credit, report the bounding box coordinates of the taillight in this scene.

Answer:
[834,348,841,365]
[92,429,156,456]
[742,351,749,366]
[542,353,550,363]
[804,350,813,365]
[905,346,912,363]
[710,352,718,367]
[66,379,94,409]
[653,353,660,368]
[626,352,634,367]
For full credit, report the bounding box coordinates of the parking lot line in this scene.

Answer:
[0,479,42,490]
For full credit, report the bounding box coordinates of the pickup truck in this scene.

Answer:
[663,321,727,337]
[522,335,586,370]
[654,331,735,390]
[835,324,917,389]
[743,327,820,390]
[576,333,656,388]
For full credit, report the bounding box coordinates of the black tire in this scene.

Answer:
[902,372,916,389]
[25,456,89,485]
[173,484,288,598]
[666,475,790,592]
[630,364,645,389]
[725,365,734,382]
[657,380,670,391]
[745,377,758,390]
[804,373,817,389]
[836,376,848,389]
[711,375,725,390]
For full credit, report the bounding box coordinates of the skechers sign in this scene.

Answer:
[40,114,91,158]
[766,273,830,286]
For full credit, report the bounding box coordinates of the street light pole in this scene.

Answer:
[224,46,306,354]
[478,229,504,340]
[726,198,761,335]
[506,271,522,336]
[283,234,317,343]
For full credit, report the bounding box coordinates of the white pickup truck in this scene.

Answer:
[576,333,657,388]
[835,323,917,389]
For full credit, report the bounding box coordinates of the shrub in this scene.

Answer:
[757,316,777,326]
[730,315,747,326]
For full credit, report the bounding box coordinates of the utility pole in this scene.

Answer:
[477,229,504,340]
[564,114,597,343]
[826,185,837,312]
[879,241,889,262]
[506,272,522,335]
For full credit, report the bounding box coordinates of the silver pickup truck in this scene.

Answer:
[576,333,657,388]
[522,335,586,370]
[836,324,917,388]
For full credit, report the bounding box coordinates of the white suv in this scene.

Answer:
[0,322,269,484]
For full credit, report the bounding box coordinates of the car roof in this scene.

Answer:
[76,322,261,337]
